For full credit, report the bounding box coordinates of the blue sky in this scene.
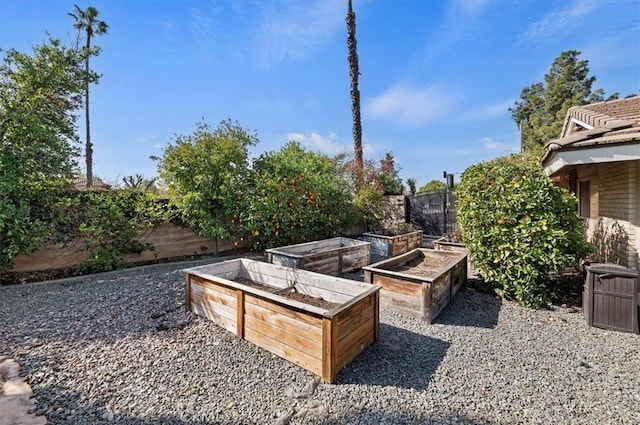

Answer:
[1,0,638,188]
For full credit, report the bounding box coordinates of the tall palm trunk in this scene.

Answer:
[347,0,363,187]
[84,33,92,187]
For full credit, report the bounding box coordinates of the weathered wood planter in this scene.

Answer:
[433,238,476,277]
[184,259,380,383]
[362,248,466,324]
[266,237,370,276]
[362,230,423,259]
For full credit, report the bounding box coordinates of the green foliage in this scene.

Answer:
[455,154,592,308]
[59,189,168,274]
[510,50,617,154]
[418,179,446,193]
[378,152,404,195]
[406,178,416,196]
[156,120,257,239]
[240,142,355,250]
[354,184,385,231]
[0,38,87,269]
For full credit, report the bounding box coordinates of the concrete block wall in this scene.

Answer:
[11,224,229,273]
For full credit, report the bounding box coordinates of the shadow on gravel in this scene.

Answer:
[335,323,450,390]
[23,380,264,424]
[324,408,498,425]
[433,288,502,329]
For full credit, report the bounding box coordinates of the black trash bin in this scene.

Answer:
[583,262,639,334]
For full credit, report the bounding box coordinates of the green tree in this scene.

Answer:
[240,141,354,250]
[122,174,159,193]
[418,179,446,193]
[69,5,108,188]
[406,178,417,196]
[156,120,257,242]
[346,0,363,186]
[455,154,592,308]
[0,38,88,269]
[379,152,404,195]
[510,50,617,155]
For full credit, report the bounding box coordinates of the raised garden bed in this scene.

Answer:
[362,248,466,324]
[433,236,476,277]
[266,237,370,276]
[184,259,380,383]
[362,229,423,259]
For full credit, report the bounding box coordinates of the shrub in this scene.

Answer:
[155,120,257,240]
[56,189,168,274]
[240,142,355,250]
[455,154,592,308]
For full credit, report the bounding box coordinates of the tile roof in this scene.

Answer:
[73,178,112,192]
[543,96,640,157]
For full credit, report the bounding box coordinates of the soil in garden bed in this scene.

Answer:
[391,254,454,278]
[235,278,340,310]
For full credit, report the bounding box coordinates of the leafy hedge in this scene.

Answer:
[239,142,355,250]
[455,154,592,308]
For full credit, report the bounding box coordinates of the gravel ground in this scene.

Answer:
[1,256,639,425]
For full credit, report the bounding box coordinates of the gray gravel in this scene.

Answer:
[1,257,639,424]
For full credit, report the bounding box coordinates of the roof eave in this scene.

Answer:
[542,141,640,177]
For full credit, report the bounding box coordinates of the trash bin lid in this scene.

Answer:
[584,262,639,278]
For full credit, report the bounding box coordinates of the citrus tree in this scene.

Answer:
[240,142,355,250]
[156,120,257,241]
[455,154,592,308]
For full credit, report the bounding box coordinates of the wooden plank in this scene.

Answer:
[337,304,374,346]
[364,248,422,272]
[237,289,245,338]
[244,315,322,360]
[322,318,338,383]
[244,302,322,342]
[190,297,237,334]
[244,328,322,376]
[191,283,237,309]
[293,283,353,305]
[189,275,238,296]
[334,290,375,322]
[184,259,242,276]
[191,292,237,323]
[373,290,380,342]
[336,329,375,371]
[283,269,370,298]
[379,290,423,319]
[185,274,192,311]
[371,274,423,297]
[338,309,374,354]
[268,254,300,269]
[429,272,451,322]
[245,294,323,326]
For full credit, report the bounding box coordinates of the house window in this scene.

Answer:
[578,181,591,218]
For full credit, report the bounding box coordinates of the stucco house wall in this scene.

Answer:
[542,96,640,270]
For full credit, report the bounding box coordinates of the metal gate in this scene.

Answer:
[408,190,458,236]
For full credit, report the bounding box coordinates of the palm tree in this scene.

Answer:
[69,5,108,188]
[346,0,363,187]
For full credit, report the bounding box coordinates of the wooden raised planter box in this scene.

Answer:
[266,237,370,276]
[362,248,466,324]
[362,230,423,259]
[184,259,380,383]
[433,238,476,277]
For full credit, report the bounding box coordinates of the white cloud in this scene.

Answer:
[364,83,457,127]
[153,144,163,150]
[523,0,600,41]
[255,1,345,66]
[137,133,156,144]
[286,131,374,156]
[480,136,519,152]
[462,99,515,121]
